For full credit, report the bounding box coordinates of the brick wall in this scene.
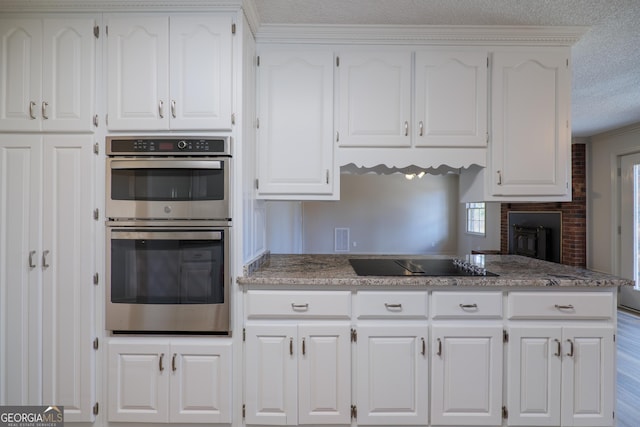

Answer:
[500,144,586,267]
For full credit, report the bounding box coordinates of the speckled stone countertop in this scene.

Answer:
[237,254,633,287]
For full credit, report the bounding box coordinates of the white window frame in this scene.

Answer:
[466,202,486,236]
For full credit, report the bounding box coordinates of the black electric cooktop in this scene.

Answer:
[349,258,498,277]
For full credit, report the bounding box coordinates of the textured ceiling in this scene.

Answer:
[252,0,640,137]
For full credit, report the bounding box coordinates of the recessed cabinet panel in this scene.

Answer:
[561,327,614,427]
[0,19,42,131]
[42,18,95,131]
[337,51,412,147]
[0,17,95,132]
[245,324,298,425]
[257,49,335,198]
[298,324,351,424]
[507,327,562,426]
[414,50,488,147]
[356,325,428,425]
[431,326,502,426]
[108,343,169,422]
[169,15,232,130]
[169,343,232,423]
[41,136,95,422]
[491,51,570,197]
[0,136,42,405]
[107,16,169,130]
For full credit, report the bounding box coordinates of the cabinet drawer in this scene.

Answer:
[356,291,428,319]
[246,290,351,319]
[431,291,503,319]
[508,291,613,319]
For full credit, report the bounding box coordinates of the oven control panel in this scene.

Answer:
[107,137,230,156]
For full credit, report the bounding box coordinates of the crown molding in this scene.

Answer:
[255,24,588,46]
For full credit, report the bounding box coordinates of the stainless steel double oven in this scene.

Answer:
[105,136,231,334]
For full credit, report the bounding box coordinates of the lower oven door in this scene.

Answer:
[106,227,230,333]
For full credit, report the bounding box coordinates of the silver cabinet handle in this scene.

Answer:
[326,169,330,184]
[291,303,309,311]
[553,338,561,357]
[497,170,502,185]
[159,353,165,372]
[419,120,424,136]
[29,101,37,119]
[171,100,176,118]
[384,303,402,309]
[566,339,574,357]
[459,303,478,309]
[421,337,426,356]
[289,337,293,355]
[29,250,37,268]
[42,250,50,268]
[159,100,164,118]
[404,121,409,136]
[555,304,574,310]
[436,338,442,356]
[172,353,177,371]
[302,337,306,355]
[42,101,49,119]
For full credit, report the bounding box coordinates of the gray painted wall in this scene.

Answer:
[266,173,501,255]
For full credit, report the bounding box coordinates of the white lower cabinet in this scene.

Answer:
[244,322,351,425]
[431,325,504,426]
[108,338,232,423]
[507,326,615,427]
[356,324,429,425]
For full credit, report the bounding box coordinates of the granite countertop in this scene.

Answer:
[237,254,634,288]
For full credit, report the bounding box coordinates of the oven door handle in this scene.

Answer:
[109,159,223,169]
[110,230,223,240]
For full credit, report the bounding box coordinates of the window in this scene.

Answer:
[466,202,486,235]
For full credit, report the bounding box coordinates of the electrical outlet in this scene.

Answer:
[335,228,350,252]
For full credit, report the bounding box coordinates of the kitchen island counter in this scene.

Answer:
[238,253,633,287]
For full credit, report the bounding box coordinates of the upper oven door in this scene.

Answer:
[106,158,230,220]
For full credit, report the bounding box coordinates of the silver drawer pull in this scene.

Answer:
[554,304,574,310]
[459,303,478,309]
[291,303,309,311]
[384,303,402,309]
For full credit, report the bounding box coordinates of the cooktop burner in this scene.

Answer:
[349,258,498,277]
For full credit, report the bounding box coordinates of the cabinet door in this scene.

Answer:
[298,323,351,424]
[42,17,95,132]
[337,51,411,147]
[107,15,169,130]
[507,327,562,426]
[0,135,42,405]
[169,341,232,423]
[561,326,615,427]
[108,342,169,422]
[41,135,95,422]
[257,49,336,198]
[490,51,570,197]
[169,15,232,130]
[356,325,428,425]
[245,324,298,425]
[0,19,42,131]
[414,50,487,147]
[431,325,503,426]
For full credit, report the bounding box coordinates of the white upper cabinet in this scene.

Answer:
[0,16,96,132]
[414,50,488,147]
[337,51,412,147]
[106,14,233,131]
[490,50,571,198]
[256,49,336,199]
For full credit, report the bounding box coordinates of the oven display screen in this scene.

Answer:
[158,142,174,151]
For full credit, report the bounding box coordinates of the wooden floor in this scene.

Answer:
[617,309,640,427]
